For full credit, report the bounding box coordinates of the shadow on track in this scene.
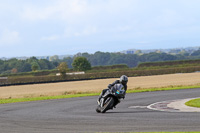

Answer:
[101,110,156,114]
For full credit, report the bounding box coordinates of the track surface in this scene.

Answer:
[0,89,200,133]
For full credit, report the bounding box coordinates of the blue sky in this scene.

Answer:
[1,0,200,57]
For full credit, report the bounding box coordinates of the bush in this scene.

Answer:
[92,64,129,71]
[0,69,58,77]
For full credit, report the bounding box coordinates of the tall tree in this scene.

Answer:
[57,62,68,77]
[72,57,91,71]
[31,62,40,71]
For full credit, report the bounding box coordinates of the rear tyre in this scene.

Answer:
[101,97,114,113]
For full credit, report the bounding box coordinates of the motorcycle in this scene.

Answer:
[96,83,126,113]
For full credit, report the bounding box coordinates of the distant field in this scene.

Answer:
[1,72,200,99]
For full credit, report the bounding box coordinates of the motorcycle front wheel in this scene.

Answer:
[96,106,101,113]
[101,97,114,113]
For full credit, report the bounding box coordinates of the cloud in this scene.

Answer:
[21,0,88,21]
[18,0,150,40]
[117,26,132,32]
[2,0,200,50]
[137,41,149,44]
[0,29,20,45]
[41,35,60,41]
[65,26,97,37]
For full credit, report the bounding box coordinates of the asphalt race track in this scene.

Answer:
[0,88,200,133]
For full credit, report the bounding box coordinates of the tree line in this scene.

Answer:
[0,57,55,74]
[1,49,200,74]
[78,50,200,67]
[0,56,91,75]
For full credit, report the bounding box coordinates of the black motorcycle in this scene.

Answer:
[96,83,126,113]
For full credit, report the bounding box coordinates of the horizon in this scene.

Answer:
[1,0,200,58]
[1,46,200,59]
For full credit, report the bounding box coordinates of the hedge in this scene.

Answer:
[138,59,200,67]
[1,66,200,86]
[92,64,129,70]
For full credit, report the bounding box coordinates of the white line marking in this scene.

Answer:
[147,97,200,112]
[128,106,147,109]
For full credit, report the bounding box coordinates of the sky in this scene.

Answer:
[1,0,200,57]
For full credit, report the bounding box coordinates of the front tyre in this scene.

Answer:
[96,106,101,113]
[101,97,114,113]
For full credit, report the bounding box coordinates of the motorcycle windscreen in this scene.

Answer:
[112,84,125,98]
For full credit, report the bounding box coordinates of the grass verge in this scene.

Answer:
[0,85,200,104]
[185,98,200,108]
[127,85,200,93]
[101,132,200,133]
[0,93,99,104]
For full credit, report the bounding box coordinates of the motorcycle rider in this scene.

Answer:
[97,75,128,104]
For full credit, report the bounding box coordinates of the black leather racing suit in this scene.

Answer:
[98,80,127,101]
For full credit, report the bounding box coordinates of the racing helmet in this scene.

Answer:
[120,75,128,85]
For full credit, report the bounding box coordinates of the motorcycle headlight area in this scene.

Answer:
[116,91,120,94]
